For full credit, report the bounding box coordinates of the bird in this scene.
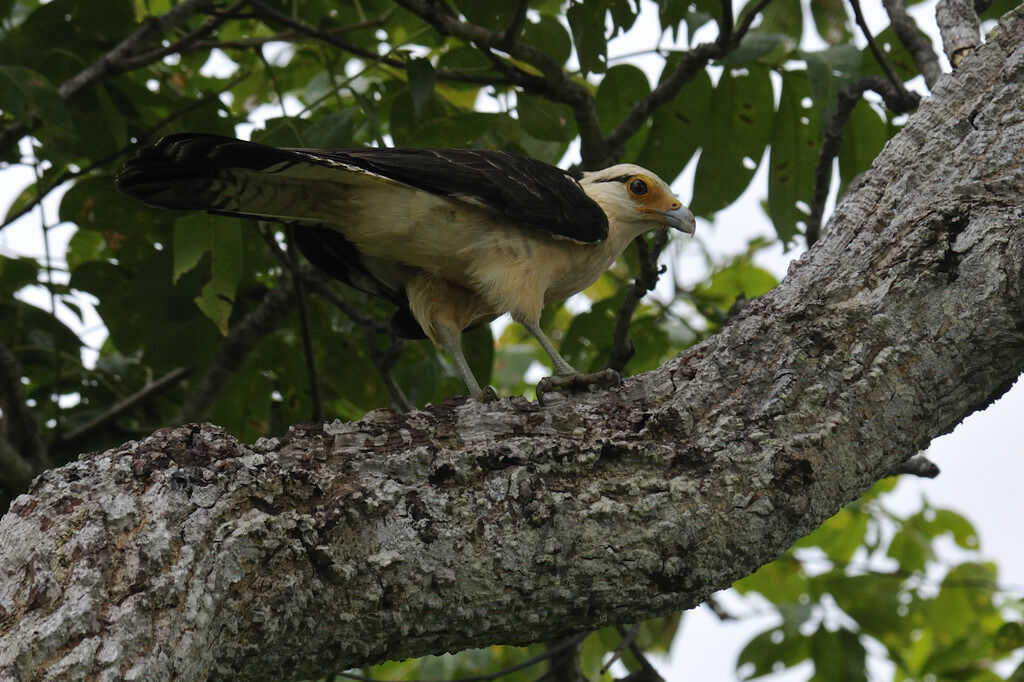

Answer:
[116,133,696,403]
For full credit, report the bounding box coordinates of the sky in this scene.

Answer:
[1,0,1022,680]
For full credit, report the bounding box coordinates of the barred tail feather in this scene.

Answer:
[115,133,339,222]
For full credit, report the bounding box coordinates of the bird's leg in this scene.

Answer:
[519,319,621,404]
[433,322,498,403]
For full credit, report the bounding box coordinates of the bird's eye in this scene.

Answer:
[629,178,648,195]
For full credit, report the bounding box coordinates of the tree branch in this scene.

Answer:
[850,0,908,93]
[602,0,774,159]
[936,0,982,67]
[56,0,211,100]
[606,229,670,374]
[2,8,1024,680]
[173,272,299,423]
[892,454,940,478]
[805,75,920,246]
[53,366,193,452]
[390,0,606,168]
[882,0,944,88]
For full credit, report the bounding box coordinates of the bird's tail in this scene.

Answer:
[116,133,342,223]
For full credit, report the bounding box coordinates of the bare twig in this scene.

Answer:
[174,272,299,424]
[599,624,640,676]
[285,226,325,424]
[334,633,589,682]
[606,229,670,374]
[0,340,46,468]
[390,0,606,167]
[850,0,908,93]
[115,0,244,72]
[57,0,210,100]
[55,367,193,450]
[247,0,505,86]
[616,627,666,682]
[602,0,774,160]
[1,72,247,233]
[544,635,583,682]
[805,76,920,246]
[882,0,943,88]
[124,15,384,67]
[705,595,736,620]
[501,0,530,47]
[936,0,981,67]
[892,454,940,478]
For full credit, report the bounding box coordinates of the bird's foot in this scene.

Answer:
[536,369,622,405]
[473,386,499,403]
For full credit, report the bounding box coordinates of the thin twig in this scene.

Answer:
[1,71,248,233]
[616,628,666,682]
[55,367,192,450]
[606,229,670,374]
[246,0,505,85]
[174,271,299,424]
[602,0,774,160]
[115,0,245,72]
[849,0,909,94]
[390,0,606,167]
[805,76,920,246]
[57,0,210,99]
[599,624,641,676]
[286,226,324,424]
[882,0,943,88]
[334,633,589,682]
[501,0,529,46]
[0,340,46,467]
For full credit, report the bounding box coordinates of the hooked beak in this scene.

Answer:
[660,205,697,235]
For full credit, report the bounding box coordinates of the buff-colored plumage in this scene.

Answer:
[117,136,696,401]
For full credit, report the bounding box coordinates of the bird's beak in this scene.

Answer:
[660,205,697,235]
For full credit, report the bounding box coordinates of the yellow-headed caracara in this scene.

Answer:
[116,133,696,402]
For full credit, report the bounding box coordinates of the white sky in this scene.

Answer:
[0,1,1021,680]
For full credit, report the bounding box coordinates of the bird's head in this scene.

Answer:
[580,164,696,238]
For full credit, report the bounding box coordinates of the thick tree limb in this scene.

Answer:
[2,8,1024,681]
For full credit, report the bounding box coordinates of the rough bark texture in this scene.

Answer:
[2,9,1024,682]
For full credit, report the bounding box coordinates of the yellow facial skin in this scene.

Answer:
[626,174,684,224]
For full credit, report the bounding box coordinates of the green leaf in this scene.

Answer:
[862,26,921,82]
[690,65,774,217]
[0,254,40,295]
[837,99,888,196]
[568,0,608,74]
[720,32,793,67]
[463,324,494,389]
[596,64,651,159]
[173,215,243,335]
[517,92,577,142]
[737,627,812,679]
[0,65,75,155]
[768,71,822,244]
[802,44,862,127]
[755,0,803,42]
[794,506,869,563]
[811,0,853,45]
[810,628,867,681]
[521,15,573,66]
[407,57,437,118]
[635,60,712,185]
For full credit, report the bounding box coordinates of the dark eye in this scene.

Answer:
[629,178,648,195]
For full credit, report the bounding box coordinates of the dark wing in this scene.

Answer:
[291,225,427,339]
[117,133,608,243]
[298,146,609,243]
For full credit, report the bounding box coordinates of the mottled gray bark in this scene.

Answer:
[2,9,1024,682]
